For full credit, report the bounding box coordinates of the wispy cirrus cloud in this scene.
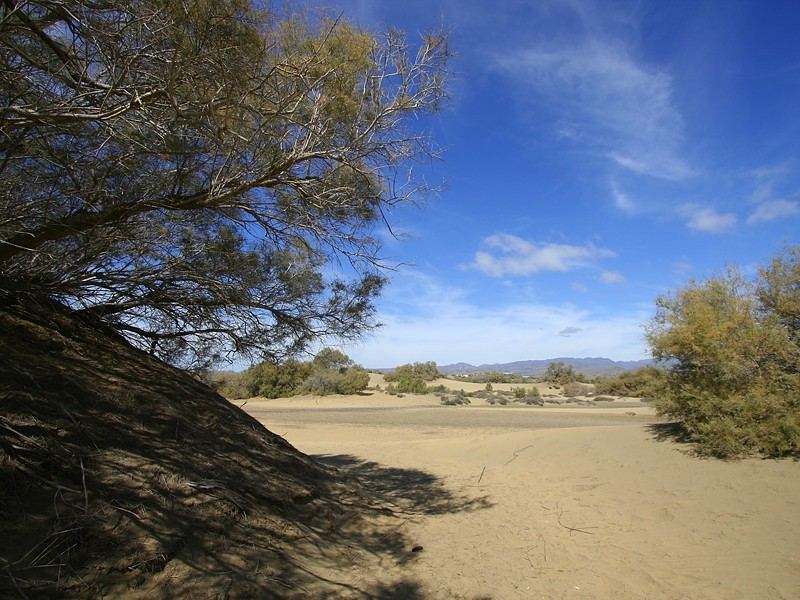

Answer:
[470,233,615,277]
[747,198,800,224]
[680,204,737,233]
[494,42,693,180]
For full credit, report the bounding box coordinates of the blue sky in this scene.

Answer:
[303,0,800,367]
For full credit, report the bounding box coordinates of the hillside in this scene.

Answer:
[437,357,656,377]
[0,297,434,598]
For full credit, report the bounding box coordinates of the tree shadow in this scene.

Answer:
[316,454,492,517]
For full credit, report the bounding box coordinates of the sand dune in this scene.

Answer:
[247,387,800,599]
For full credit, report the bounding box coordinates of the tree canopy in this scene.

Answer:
[0,1,448,366]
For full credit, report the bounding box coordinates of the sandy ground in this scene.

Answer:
[244,383,800,599]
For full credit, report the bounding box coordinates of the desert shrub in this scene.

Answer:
[392,376,427,394]
[648,249,800,458]
[427,384,447,393]
[384,361,439,382]
[485,382,493,391]
[302,365,370,395]
[512,387,526,399]
[563,382,594,396]
[336,367,370,394]
[593,395,616,402]
[383,361,439,394]
[517,395,543,405]
[595,367,666,398]
[460,371,529,383]
[440,389,470,405]
[496,396,508,406]
[243,359,312,398]
[243,349,369,398]
[543,362,582,384]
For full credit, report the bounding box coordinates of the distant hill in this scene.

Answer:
[437,357,657,378]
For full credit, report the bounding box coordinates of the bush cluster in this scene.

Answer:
[594,367,666,399]
[512,386,540,399]
[648,247,800,458]
[211,349,370,399]
[383,361,439,394]
[542,362,587,384]
[457,371,530,384]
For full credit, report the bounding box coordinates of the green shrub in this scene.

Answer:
[455,371,533,383]
[302,365,370,395]
[440,389,471,406]
[595,367,666,398]
[384,361,439,382]
[242,348,369,398]
[648,248,800,458]
[656,382,799,457]
[336,367,370,394]
[393,376,427,394]
[543,362,585,384]
[243,359,311,398]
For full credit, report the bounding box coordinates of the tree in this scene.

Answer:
[0,1,448,367]
[312,348,353,371]
[647,251,799,457]
[542,362,580,384]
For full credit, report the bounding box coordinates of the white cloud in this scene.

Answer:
[680,204,737,233]
[343,274,651,367]
[494,42,693,180]
[600,270,625,284]
[610,180,637,213]
[471,233,615,277]
[746,198,800,224]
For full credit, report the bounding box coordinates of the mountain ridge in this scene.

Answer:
[432,357,657,377]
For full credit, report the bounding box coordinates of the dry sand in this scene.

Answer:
[244,381,800,599]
